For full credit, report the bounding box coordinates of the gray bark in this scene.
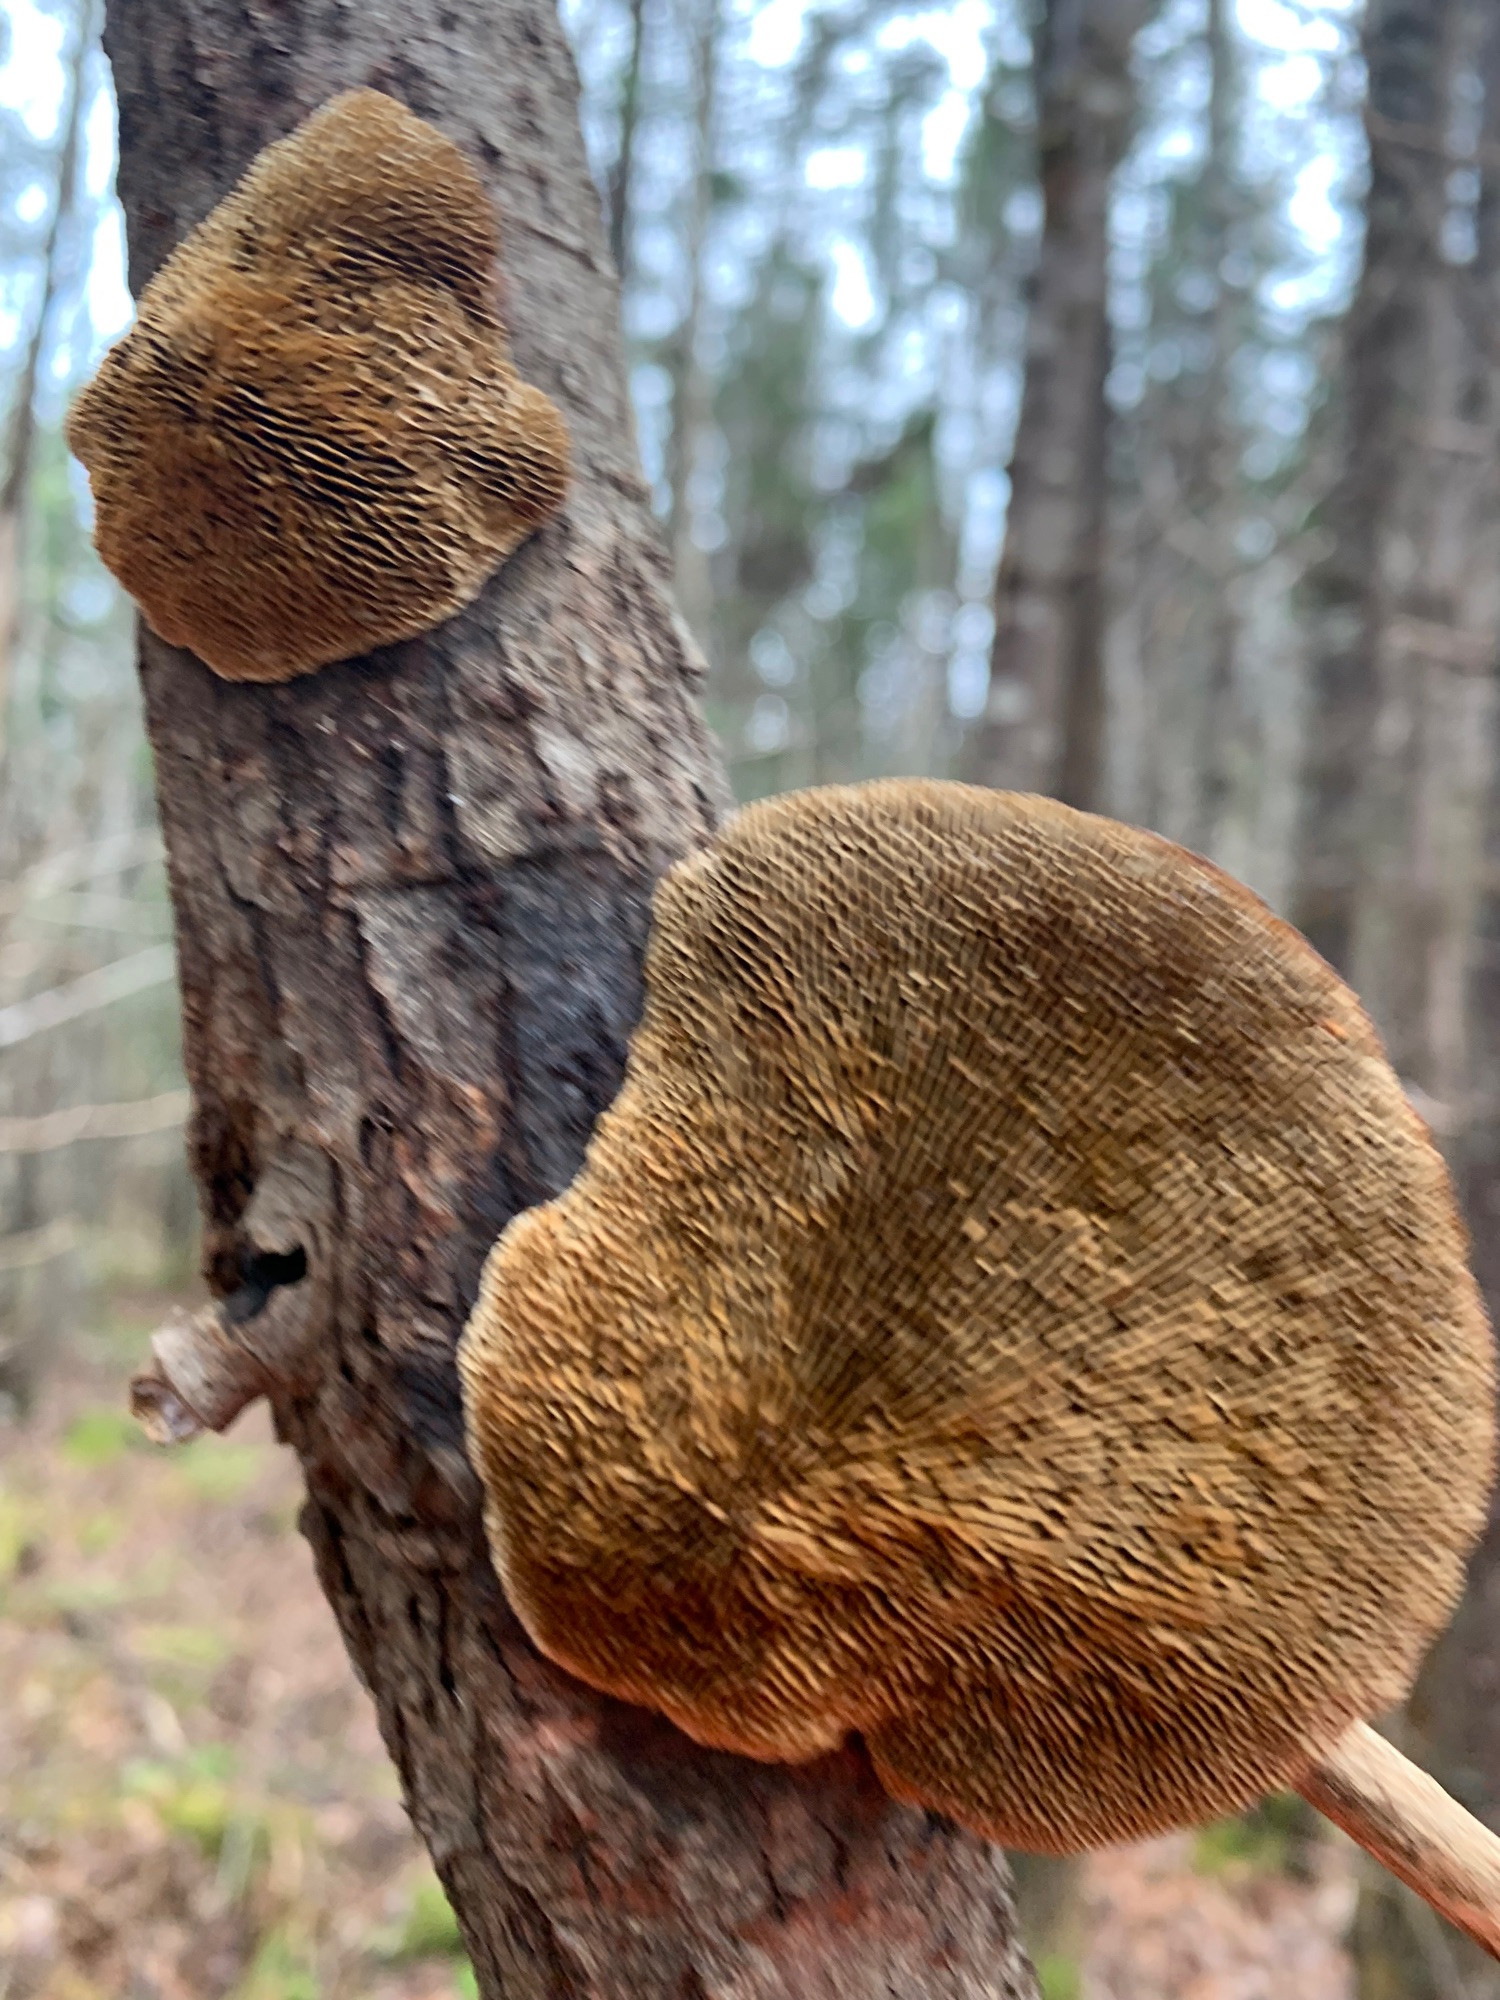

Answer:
[1341,0,1497,1101]
[665,0,722,644]
[101,2,1038,1995]
[1292,0,1470,980]
[607,0,647,282]
[1462,0,1500,1356]
[1299,4,1500,1988]
[1383,12,1500,1998]
[1185,0,1243,861]
[961,0,1150,808]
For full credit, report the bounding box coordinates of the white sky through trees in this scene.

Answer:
[1,0,1359,369]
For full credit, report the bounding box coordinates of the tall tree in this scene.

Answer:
[103,4,1039,1997]
[1291,2,1500,1987]
[1341,1,1497,1103]
[1181,0,1244,859]
[1460,0,1500,1377]
[664,0,722,641]
[606,0,648,281]
[1399,8,1500,1990]
[1291,0,1470,980]
[962,0,1152,807]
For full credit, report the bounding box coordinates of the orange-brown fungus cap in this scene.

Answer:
[459,781,1495,1853]
[65,89,569,682]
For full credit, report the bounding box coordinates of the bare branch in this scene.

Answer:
[0,1088,187,1153]
[0,944,176,1048]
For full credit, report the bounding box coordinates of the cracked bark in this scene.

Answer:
[100,2,1038,1994]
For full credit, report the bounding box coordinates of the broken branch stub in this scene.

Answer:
[130,1135,330,1443]
[66,89,569,683]
[131,1274,315,1442]
[131,1304,264,1441]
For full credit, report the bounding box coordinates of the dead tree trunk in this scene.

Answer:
[101,4,1038,1996]
[960,0,1149,808]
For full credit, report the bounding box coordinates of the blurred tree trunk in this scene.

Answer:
[1341,2,1496,1104]
[102,4,1039,1997]
[1291,0,1469,979]
[666,0,722,643]
[1398,8,1500,1995]
[961,0,1150,807]
[1461,0,1500,1379]
[606,0,647,283]
[1185,0,1242,860]
[1295,2,1500,1990]
[1120,0,1245,860]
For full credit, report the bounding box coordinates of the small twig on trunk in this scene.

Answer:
[131,1282,314,1441]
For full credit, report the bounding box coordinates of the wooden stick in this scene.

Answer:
[1297,1721,1500,1960]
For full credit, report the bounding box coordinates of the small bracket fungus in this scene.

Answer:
[66,89,569,682]
[460,779,1500,1951]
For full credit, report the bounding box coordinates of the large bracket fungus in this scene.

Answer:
[461,779,1500,1952]
[67,90,569,682]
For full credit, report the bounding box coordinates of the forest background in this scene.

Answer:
[2,0,1498,1994]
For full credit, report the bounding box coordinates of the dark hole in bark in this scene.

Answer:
[222,1245,309,1322]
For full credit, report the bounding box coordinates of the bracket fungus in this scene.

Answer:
[66,89,569,682]
[461,778,1500,1952]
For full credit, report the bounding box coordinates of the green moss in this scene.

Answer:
[188,1742,237,1780]
[1035,1951,1081,2000]
[134,1622,232,1671]
[397,1873,465,1959]
[121,1746,242,1857]
[1192,1793,1308,1876]
[0,1490,41,1575]
[174,1441,264,1503]
[61,1408,143,1467]
[232,1930,319,2000]
[369,1869,468,1963]
[77,1510,122,1556]
[45,1573,128,1617]
[164,1778,234,1853]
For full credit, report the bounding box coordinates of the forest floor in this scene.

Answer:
[1,1292,1360,2000]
